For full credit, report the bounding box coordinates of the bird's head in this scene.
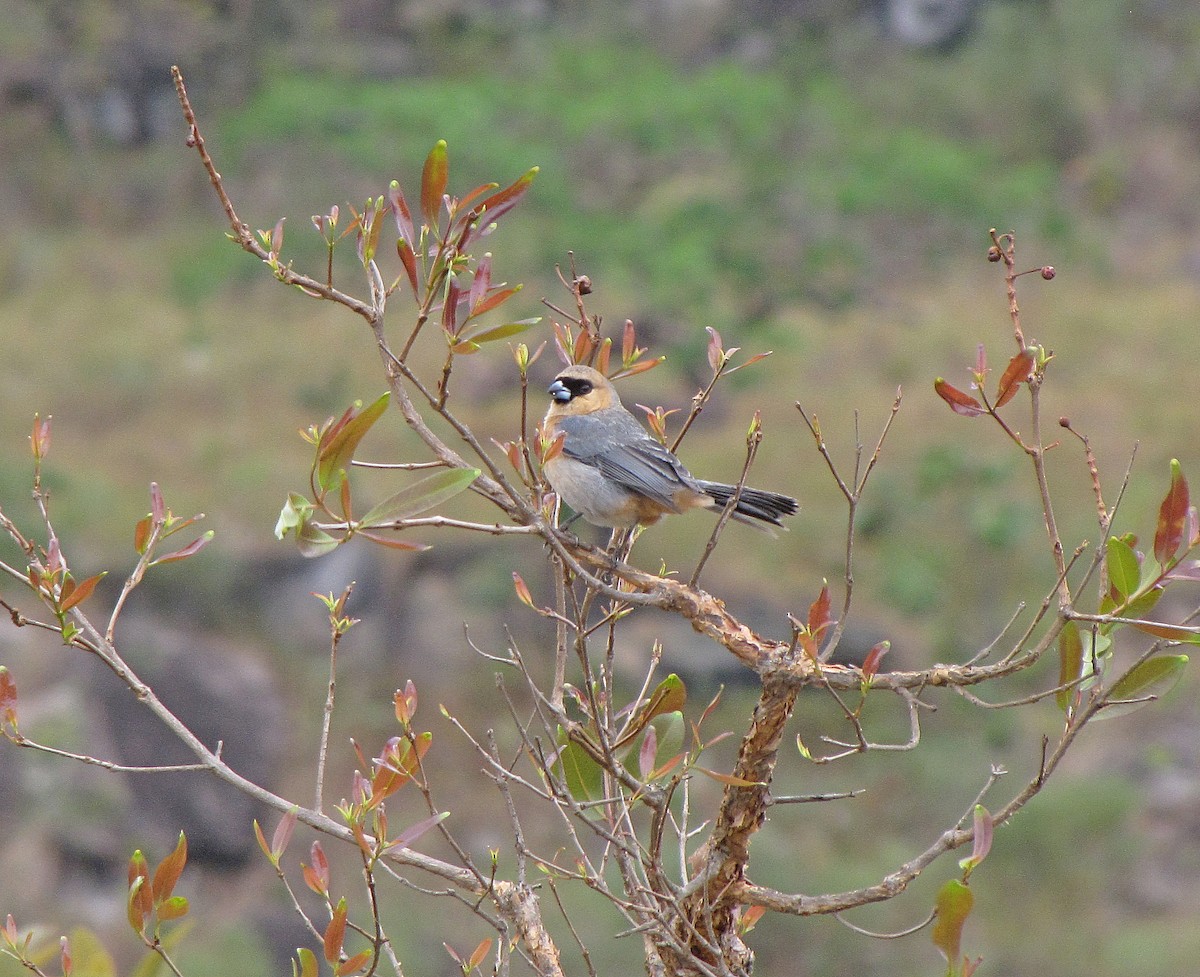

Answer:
[546,365,619,414]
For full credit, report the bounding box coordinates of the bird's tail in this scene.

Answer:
[698,481,798,530]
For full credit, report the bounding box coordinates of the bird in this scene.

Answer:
[542,364,797,532]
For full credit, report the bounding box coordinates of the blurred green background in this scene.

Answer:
[2,1,1200,975]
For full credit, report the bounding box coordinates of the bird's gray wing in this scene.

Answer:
[557,412,700,512]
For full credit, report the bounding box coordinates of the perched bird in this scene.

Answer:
[543,364,797,531]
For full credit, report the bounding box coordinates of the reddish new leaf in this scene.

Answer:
[473,165,539,226]
[151,531,214,566]
[468,938,493,971]
[337,951,372,976]
[133,515,153,556]
[0,667,18,731]
[31,413,51,461]
[512,572,534,608]
[808,583,832,642]
[396,239,419,295]
[388,180,415,246]
[959,805,993,878]
[994,348,1035,409]
[323,898,348,963]
[151,831,188,904]
[934,378,985,417]
[386,810,450,852]
[706,326,724,373]
[420,140,448,227]
[303,841,330,895]
[860,640,891,681]
[468,253,492,313]
[271,808,298,860]
[469,284,523,320]
[394,681,417,726]
[1154,459,1189,566]
[59,571,106,612]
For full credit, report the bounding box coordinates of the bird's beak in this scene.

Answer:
[548,379,571,402]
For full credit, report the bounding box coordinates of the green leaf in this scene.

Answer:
[295,947,319,977]
[359,468,480,528]
[155,895,189,921]
[1057,621,1083,712]
[1154,459,1189,566]
[296,520,340,559]
[556,735,603,803]
[1099,655,1189,720]
[932,879,974,966]
[275,493,312,540]
[316,392,390,495]
[614,674,687,751]
[459,318,539,346]
[1106,536,1141,602]
[421,140,449,227]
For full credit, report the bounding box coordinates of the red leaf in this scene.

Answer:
[388,180,415,246]
[420,140,448,227]
[133,515,153,555]
[337,951,372,976]
[1154,459,1189,566]
[394,681,417,725]
[0,667,18,730]
[151,532,214,566]
[151,831,188,903]
[271,808,298,859]
[468,253,492,313]
[468,938,493,971]
[860,640,891,681]
[323,898,348,963]
[934,378,986,416]
[512,572,534,607]
[706,327,724,373]
[59,571,107,612]
[396,239,420,296]
[472,165,538,226]
[31,413,51,461]
[994,348,1035,409]
[808,583,831,640]
[469,284,523,320]
[441,279,461,336]
[304,841,330,895]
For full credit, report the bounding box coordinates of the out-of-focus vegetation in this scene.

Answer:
[3,2,1200,975]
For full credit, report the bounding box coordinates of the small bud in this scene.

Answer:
[1041,265,1056,280]
[1059,417,1070,428]
[987,245,1002,262]
[574,275,592,295]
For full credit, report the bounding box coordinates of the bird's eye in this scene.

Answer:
[578,382,592,395]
